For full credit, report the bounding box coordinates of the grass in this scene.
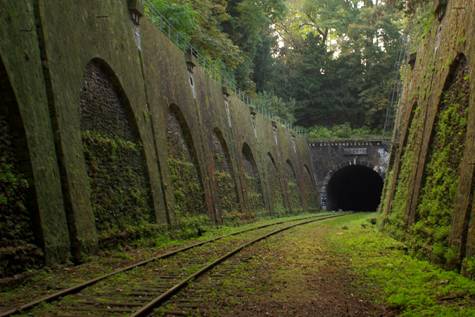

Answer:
[326,213,475,316]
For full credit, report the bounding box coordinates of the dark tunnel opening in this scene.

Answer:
[327,165,383,211]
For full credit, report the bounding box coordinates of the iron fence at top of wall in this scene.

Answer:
[143,0,306,135]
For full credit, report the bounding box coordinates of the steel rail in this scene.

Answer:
[1,213,334,317]
[131,213,346,317]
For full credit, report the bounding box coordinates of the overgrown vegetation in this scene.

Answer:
[382,104,421,239]
[329,214,475,316]
[168,158,208,220]
[82,130,155,244]
[0,115,42,277]
[410,57,469,267]
[308,123,388,140]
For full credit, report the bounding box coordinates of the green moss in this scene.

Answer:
[288,181,302,213]
[168,158,207,220]
[244,174,265,217]
[383,104,422,239]
[410,60,469,265]
[215,170,239,215]
[328,214,475,316]
[0,115,43,276]
[379,167,394,213]
[408,2,435,53]
[462,257,475,279]
[82,130,154,243]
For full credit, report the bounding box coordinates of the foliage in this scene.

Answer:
[307,123,387,140]
[214,170,240,216]
[270,0,404,130]
[82,130,154,240]
[168,158,207,219]
[254,91,296,124]
[148,0,405,132]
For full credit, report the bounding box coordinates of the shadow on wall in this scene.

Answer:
[327,165,383,211]
[0,58,43,277]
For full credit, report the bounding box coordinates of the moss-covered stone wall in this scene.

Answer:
[211,130,240,221]
[0,0,70,276]
[0,0,318,275]
[380,0,475,275]
[266,153,286,215]
[80,60,155,244]
[242,144,266,217]
[286,160,303,213]
[166,107,207,223]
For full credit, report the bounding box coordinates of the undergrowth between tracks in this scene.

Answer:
[157,213,475,317]
[0,212,324,313]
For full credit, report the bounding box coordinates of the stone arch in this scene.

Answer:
[325,162,384,211]
[211,128,239,218]
[321,160,384,211]
[241,143,265,215]
[79,58,154,240]
[167,104,207,219]
[266,153,285,214]
[0,57,43,276]
[286,159,303,212]
[413,54,470,263]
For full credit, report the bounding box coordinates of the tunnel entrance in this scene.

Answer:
[326,165,383,211]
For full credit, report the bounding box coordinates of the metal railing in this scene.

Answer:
[143,0,306,135]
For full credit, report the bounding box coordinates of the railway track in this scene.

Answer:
[4,212,346,317]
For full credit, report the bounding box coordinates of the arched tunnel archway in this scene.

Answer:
[326,165,383,211]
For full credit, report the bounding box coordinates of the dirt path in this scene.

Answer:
[158,216,387,316]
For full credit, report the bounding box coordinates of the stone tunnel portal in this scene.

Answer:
[326,165,383,211]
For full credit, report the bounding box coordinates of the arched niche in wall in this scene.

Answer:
[211,128,240,219]
[241,143,265,215]
[286,159,303,212]
[166,104,207,220]
[0,58,43,276]
[79,58,154,242]
[304,164,318,209]
[267,153,285,214]
[413,54,470,264]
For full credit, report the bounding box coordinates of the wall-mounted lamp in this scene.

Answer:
[128,0,144,25]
